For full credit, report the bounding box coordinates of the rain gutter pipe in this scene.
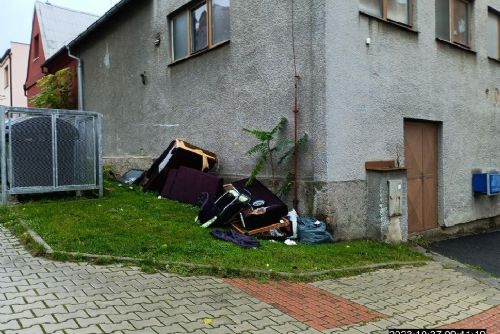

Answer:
[66,46,83,110]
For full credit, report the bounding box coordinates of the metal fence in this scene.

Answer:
[0,106,103,204]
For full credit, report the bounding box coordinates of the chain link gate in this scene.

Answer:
[0,107,103,204]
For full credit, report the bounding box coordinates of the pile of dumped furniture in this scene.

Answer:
[121,139,333,248]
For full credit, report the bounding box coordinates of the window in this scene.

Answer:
[33,34,40,60]
[488,8,500,60]
[191,3,208,53]
[4,66,8,89]
[170,0,230,62]
[435,0,472,47]
[359,0,413,26]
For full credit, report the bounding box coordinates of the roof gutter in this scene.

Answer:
[66,46,83,110]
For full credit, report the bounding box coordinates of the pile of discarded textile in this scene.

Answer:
[121,139,334,249]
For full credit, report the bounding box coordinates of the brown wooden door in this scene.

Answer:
[404,121,438,233]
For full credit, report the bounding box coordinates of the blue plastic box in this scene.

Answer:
[472,173,500,195]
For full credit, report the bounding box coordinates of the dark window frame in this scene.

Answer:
[359,0,415,28]
[169,0,230,64]
[33,34,40,61]
[4,66,8,89]
[488,6,500,60]
[436,0,473,48]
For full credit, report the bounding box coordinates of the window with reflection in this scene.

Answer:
[435,0,473,47]
[487,8,500,59]
[170,0,230,62]
[359,0,413,26]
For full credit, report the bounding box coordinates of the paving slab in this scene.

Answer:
[0,225,499,333]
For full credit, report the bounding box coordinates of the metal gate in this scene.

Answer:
[0,106,103,204]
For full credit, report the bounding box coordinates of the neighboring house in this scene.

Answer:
[0,42,30,107]
[24,1,98,108]
[46,0,500,240]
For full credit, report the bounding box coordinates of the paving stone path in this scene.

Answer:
[0,225,499,333]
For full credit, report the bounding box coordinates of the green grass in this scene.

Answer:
[0,180,427,278]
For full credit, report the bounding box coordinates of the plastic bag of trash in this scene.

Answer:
[297,217,334,244]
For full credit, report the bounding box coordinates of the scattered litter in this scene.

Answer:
[231,179,288,231]
[210,230,260,249]
[297,217,334,244]
[119,169,145,185]
[197,186,251,228]
[203,318,214,325]
[161,167,223,205]
[143,139,218,193]
[287,209,298,239]
[120,137,339,249]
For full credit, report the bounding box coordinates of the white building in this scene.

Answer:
[0,42,30,107]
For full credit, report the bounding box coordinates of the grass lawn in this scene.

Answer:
[0,180,428,278]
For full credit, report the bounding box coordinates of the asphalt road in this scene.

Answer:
[430,231,500,277]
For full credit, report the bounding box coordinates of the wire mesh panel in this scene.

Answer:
[9,115,55,188]
[0,106,103,204]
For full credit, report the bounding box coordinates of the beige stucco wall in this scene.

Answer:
[0,42,29,107]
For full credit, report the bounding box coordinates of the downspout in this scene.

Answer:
[8,52,13,107]
[291,0,300,211]
[66,46,83,110]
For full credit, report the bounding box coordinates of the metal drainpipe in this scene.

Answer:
[9,52,13,107]
[66,46,83,110]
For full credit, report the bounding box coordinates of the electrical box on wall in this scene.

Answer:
[388,180,403,217]
[472,173,500,196]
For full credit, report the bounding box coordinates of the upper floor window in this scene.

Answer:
[359,0,413,26]
[4,66,8,89]
[170,0,230,62]
[488,7,500,60]
[436,0,472,48]
[33,34,40,60]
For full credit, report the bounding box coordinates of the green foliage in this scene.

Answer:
[103,165,117,180]
[29,67,74,109]
[243,118,308,197]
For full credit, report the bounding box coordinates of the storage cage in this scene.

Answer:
[0,106,103,204]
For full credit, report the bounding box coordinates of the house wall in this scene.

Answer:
[25,12,45,101]
[0,53,10,106]
[77,0,499,240]
[10,43,29,107]
[0,43,29,107]
[322,0,500,238]
[78,0,328,207]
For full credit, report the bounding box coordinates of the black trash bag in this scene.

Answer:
[297,217,334,244]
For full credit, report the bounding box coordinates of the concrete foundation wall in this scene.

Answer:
[324,1,500,230]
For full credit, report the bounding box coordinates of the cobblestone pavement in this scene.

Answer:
[1,225,499,334]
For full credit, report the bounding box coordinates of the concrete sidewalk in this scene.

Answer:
[0,225,499,334]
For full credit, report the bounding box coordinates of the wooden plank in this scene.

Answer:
[365,160,399,171]
[231,219,290,236]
